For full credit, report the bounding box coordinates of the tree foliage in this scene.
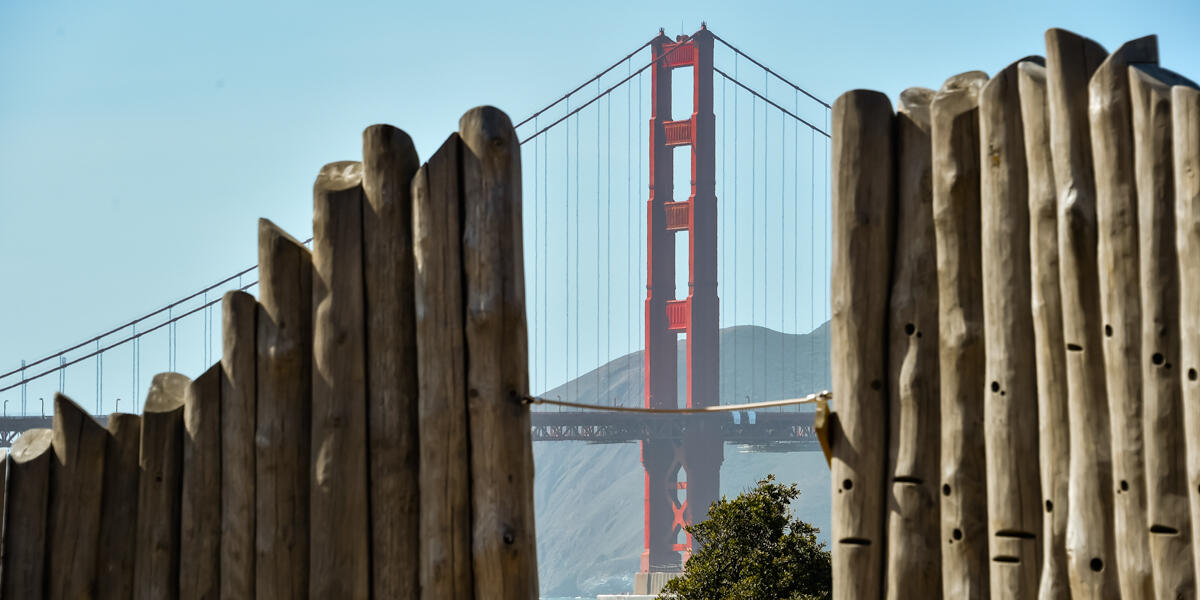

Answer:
[659,475,832,600]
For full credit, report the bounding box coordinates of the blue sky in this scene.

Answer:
[2,0,1198,412]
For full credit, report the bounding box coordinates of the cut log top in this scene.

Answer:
[898,87,934,127]
[459,106,519,168]
[315,160,364,193]
[53,393,106,459]
[11,428,53,463]
[933,71,988,113]
[145,372,189,413]
[1129,64,1200,91]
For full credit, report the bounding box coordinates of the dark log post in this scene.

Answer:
[133,372,189,600]
[1,428,53,599]
[47,394,108,598]
[221,290,256,598]
[181,364,222,599]
[96,413,141,599]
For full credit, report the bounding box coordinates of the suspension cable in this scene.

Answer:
[711,32,830,109]
[515,39,652,129]
[713,67,829,138]
[524,390,831,413]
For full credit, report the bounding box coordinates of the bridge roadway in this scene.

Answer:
[0,410,819,449]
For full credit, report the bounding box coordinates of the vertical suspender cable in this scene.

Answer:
[810,126,816,330]
[597,83,602,399]
[794,90,799,373]
[606,91,612,404]
[542,121,548,394]
[628,58,634,374]
[721,73,726,404]
[733,54,738,402]
[575,102,580,401]
[565,99,571,399]
[533,116,539,393]
[638,70,644,382]
[751,84,757,402]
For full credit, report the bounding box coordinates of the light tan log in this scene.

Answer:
[361,124,421,599]
[980,57,1043,598]
[884,86,941,600]
[830,89,894,600]
[181,364,222,599]
[96,413,141,599]
[1089,36,1159,600]
[310,160,370,597]
[1018,60,1071,600]
[1132,64,1200,598]
[1,428,52,599]
[414,133,473,600]
[460,106,539,599]
[1175,83,1200,595]
[1045,27,1119,598]
[133,372,190,600]
[221,290,256,599]
[256,218,312,599]
[931,70,989,600]
[47,393,108,598]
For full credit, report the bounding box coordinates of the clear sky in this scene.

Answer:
[2,0,1198,412]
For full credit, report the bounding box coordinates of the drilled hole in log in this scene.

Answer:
[1090,558,1103,572]
[991,381,1000,393]
[1105,324,1113,337]
[942,484,951,496]
[916,331,922,338]
[1189,368,1198,381]
[996,530,1036,540]
[1067,343,1083,352]
[893,476,922,485]
[1120,480,1129,491]
[993,556,1020,564]
[904,323,915,336]
[838,538,871,546]
[953,528,962,540]
[1166,362,1173,370]
[1045,500,1053,512]
[1152,353,1165,365]
[842,479,853,490]
[1150,525,1180,535]
[870,379,881,391]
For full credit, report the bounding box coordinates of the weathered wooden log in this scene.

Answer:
[1175,82,1200,594]
[980,57,1043,598]
[1017,60,1071,600]
[310,160,370,597]
[96,413,141,599]
[884,86,941,600]
[361,124,421,599]
[221,290,256,599]
[1088,36,1159,600]
[1132,64,1200,598]
[47,393,108,598]
[460,106,539,598]
[830,89,894,600]
[181,364,222,599]
[1044,27,1119,598]
[413,133,473,600]
[1,428,52,599]
[133,372,189,600]
[256,218,312,599]
[931,70,989,600]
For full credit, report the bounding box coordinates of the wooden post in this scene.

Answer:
[1132,64,1200,598]
[181,364,222,599]
[256,218,312,599]
[459,106,539,599]
[310,160,370,597]
[930,70,989,600]
[979,58,1043,598]
[1044,27,1119,598]
[830,89,894,600]
[221,290,256,599]
[97,413,141,599]
[47,393,108,598]
[361,124,421,599]
[413,133,473,600]
[1017,60,1071,600]
[133,372,189,600]
[1,428,52,599]
[884,86,941,600]
[1175,83,1200,594]
[1088,37,1159,600]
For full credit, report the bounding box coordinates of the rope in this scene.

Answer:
[713,67,829,138]
[711,33,830,109]
[523,390,831,413]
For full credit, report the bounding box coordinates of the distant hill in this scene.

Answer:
[533,322,833,597]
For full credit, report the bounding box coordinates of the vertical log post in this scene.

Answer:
[413,134,473,600]
[310,160,370,597]
[1175,83,1200,592]
[830,89,894,600]
[361,124,421,599]
[1018,60,1071,600]
[1045,27,1120,598]
[885,86,941,600]
[133,372,190,600]
[1,429,53,598]
[1133,64,1200,598]
[255,219,313,599]
[96,413,141,599]
[931,70,990,600]
[181,364,222,599]
[980,58,1043,598]
[47,394,108,598]
[221,290,256,598]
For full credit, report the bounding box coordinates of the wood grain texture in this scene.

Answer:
[413,133,473,600]
[1088,36,1159,600]
[220,290,256,599]
[980,57,1043,599]
[1132,64,1200,598]
[181,364,222,600]
[133,372,189,600]
[255,218,312,600]
[96,413,141,599]
[310,160,370,598]
[931,70,990,600]
[48,393,108,598]
[460,106,539,600]
[1,429,52,599]
[1045,27,1119,599]
[1174,83,1200,596]
[1018,60,1071,600]
[361,124,421,600]
[884,86,941,600]
[830,89,894,600]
